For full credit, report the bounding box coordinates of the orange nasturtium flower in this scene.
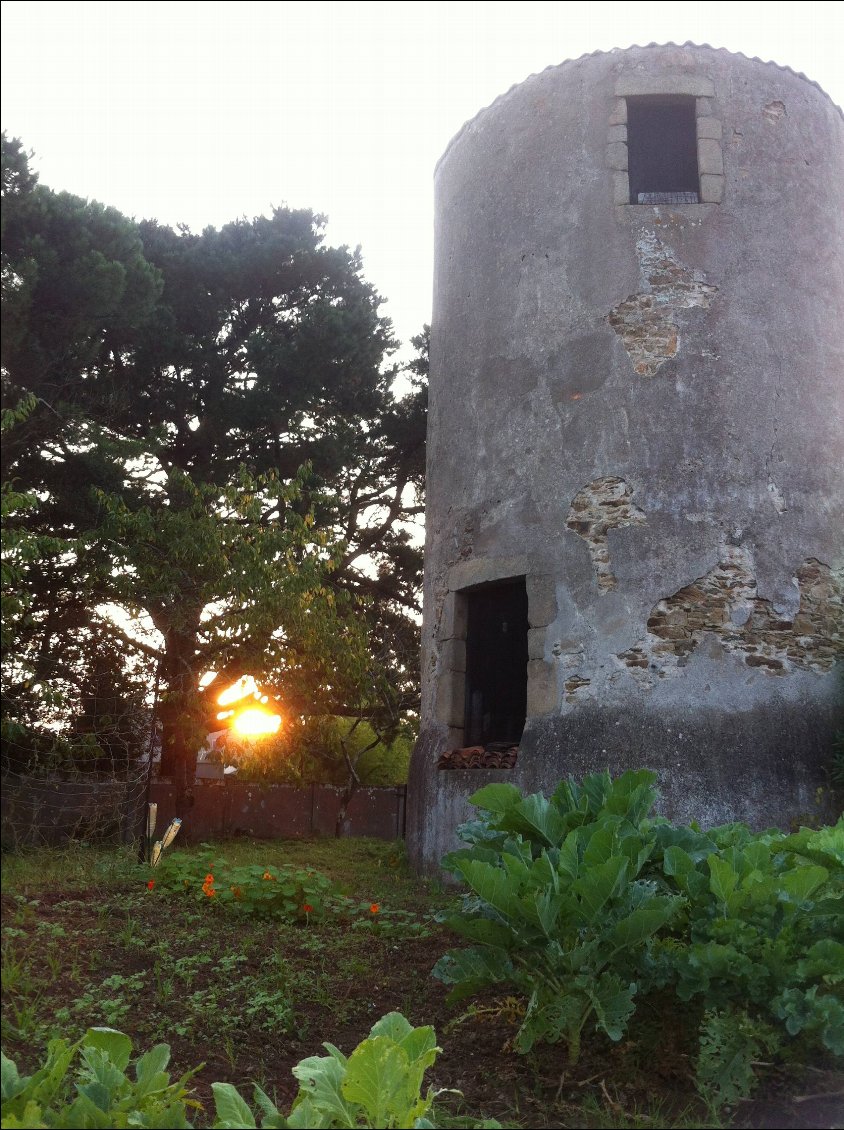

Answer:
[263,871,275,881]
[205,874,215,883]
[146,879,155,891]
[369,903,380,915]
[302,904,313,914]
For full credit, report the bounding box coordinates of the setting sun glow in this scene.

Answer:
[231,707,282,738]
[212,675,282,739]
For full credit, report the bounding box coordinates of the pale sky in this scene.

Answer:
[2,1,842,357]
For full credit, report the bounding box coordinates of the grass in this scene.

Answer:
[1,838,838,1129]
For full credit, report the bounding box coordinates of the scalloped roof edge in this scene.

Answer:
[436,41,843,173]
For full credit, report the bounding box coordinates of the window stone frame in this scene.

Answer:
[434,560,559,744]
[608,74,725,205]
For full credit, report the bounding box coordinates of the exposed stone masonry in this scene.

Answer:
[567,476,646,590]
[618,549,843,685]
[608,233,718,376]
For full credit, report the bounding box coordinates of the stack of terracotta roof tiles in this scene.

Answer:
[437,744,518,770]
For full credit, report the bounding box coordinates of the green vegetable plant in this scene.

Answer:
[0,1027,199,1128]
[211,1011,500,1129]
[650,818,844,1110]
[3,1017,498,1129]
[432,769,843,1111]
[211,1011,430,1128]
[433,770,682,1068]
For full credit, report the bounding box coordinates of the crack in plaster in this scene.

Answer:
[567,477,646,591]
[618,548,843,687]
[608,233,718,376]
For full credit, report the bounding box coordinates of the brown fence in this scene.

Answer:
[150,780,407,842]
[1,774,407,848]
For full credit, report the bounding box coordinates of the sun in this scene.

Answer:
[230,707,282,738]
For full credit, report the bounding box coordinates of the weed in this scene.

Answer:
[61,971,148,1030]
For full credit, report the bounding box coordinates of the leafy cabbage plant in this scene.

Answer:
[433,770,682,1065]
[2,1017,499,1130]
[213,1011,465,1129]
[0,1027,198,1128]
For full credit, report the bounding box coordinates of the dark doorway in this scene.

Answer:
[627,96,699,203]
[464,578,528,748]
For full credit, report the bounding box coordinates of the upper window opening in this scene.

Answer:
[463,578,528,749]
[627,96,699,204]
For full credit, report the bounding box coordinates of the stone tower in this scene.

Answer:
[407,44,843,872]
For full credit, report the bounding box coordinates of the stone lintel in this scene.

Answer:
[447,555,529,593]
[616,74,715,98]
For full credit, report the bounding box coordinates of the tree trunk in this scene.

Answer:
[157,622,202,814]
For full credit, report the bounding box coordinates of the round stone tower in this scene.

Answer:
[407,44,843,871]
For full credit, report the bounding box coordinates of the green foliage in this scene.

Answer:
[434,772,844,1107]
[695,1009,780,1114]
[3,1017,498,1130]
[1,134,426,790]
[434,771,682,1064]
[650,818,844,1106]
[303,716,414,787]
[0,1027,198,1128]
[151,850,334,921]
[210,1011,489,1130]
[216,715,415,787]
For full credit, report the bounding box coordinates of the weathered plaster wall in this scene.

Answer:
[408,45,844,872]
